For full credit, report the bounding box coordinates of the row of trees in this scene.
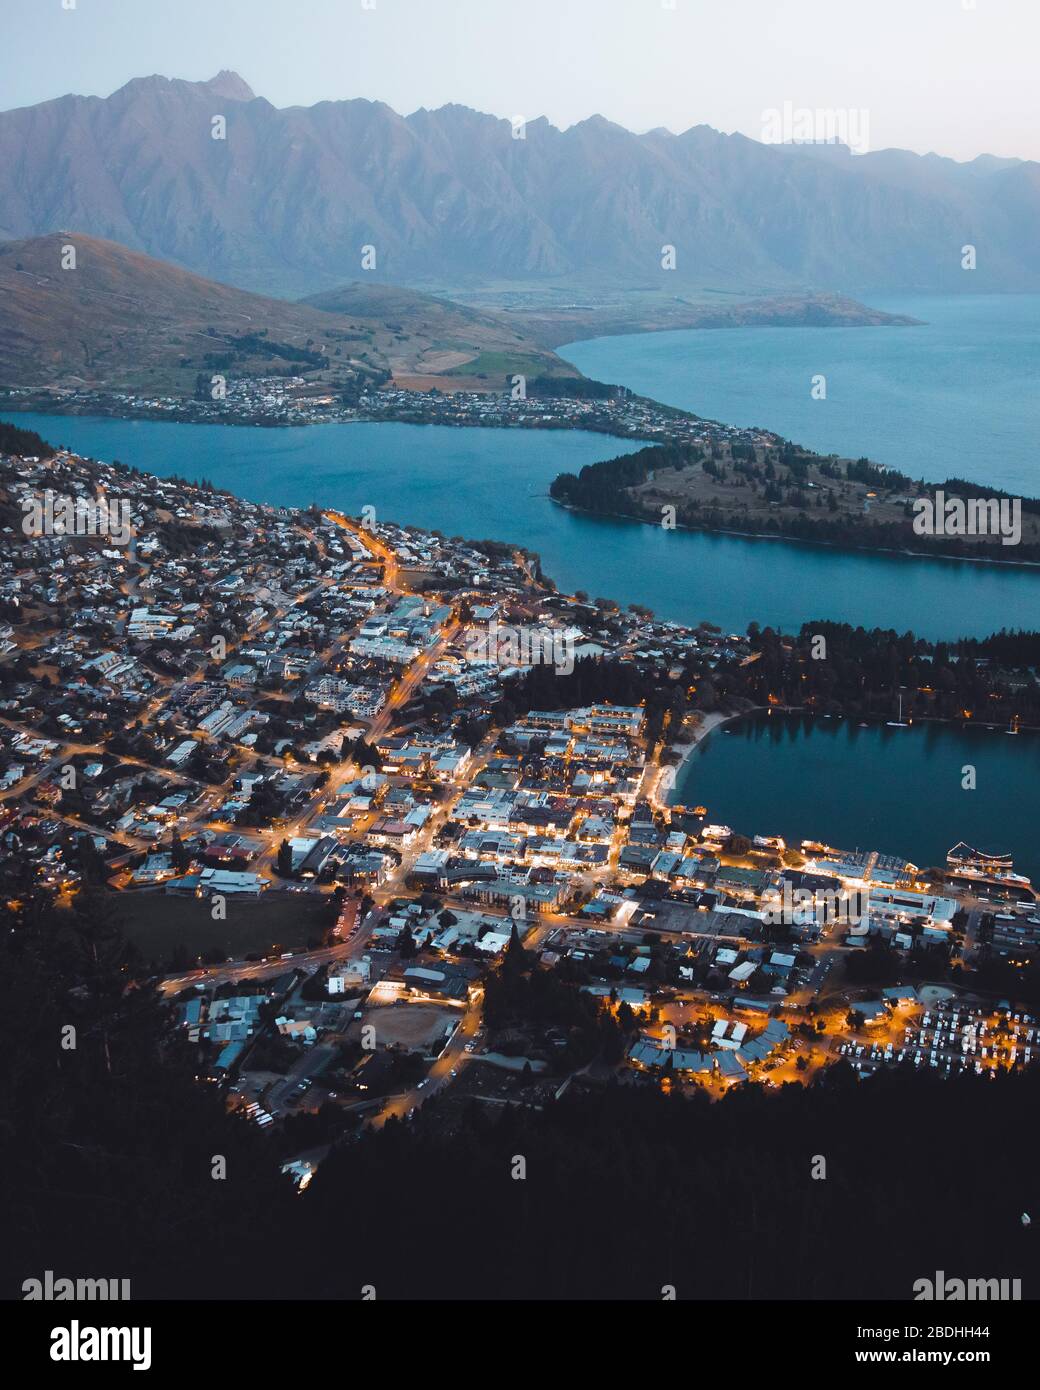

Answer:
[741,622,1040,723]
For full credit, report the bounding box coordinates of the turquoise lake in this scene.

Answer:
[561,294,1040,497]
[15,402,1040,642]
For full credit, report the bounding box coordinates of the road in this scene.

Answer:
[368,987,484,1128]
[158,914,377,996]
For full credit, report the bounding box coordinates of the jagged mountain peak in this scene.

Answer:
[111,70,255,103]
[1,77,1037,296]
[201,70,256,102]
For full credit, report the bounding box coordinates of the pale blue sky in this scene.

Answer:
[3,0,1037,162]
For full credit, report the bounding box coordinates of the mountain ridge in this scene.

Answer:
[2,72,1038,297]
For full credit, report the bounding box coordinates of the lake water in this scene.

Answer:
[14,295,1037,875]
[671,712,1040,880]
[561,294,1040,497]
[15,409,1040,641]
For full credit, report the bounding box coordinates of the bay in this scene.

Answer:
[14,411,1040,641]
[671,712,1040,880]
[13,294,1039,884]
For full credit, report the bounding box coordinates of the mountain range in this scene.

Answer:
[2,72,1038,297]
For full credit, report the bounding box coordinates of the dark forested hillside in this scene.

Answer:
[2,879,1037,1301]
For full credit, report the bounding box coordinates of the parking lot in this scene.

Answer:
[837,1002,1038,1078]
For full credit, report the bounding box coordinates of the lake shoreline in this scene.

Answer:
[664,709,751,805]
[33,391,1028,572]
[30,397,1038,572]
[548,496,1040,573]
[12,409,1039,640]
[669,704,1040,803]
[665,707,1040,877]
[0,396,655,441]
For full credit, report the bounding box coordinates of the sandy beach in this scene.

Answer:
[659,708,747,805]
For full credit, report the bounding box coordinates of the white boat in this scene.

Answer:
[886,693,910,727]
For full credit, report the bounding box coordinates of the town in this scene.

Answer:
[0,375,775,454]
[2,436,1038,1193]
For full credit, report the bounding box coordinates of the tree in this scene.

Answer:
[503,921,527,973]
[69,889,129,1076]
[0,879,298,1297]
[77,832,108,885]
[276,839,294,878]
[396,926,417,959]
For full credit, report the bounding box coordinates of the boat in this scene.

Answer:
[886,692,911,728]
[947,842,1014,873]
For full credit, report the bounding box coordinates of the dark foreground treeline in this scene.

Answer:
[299,1069,1040,1302]
[2,884,1038,1301]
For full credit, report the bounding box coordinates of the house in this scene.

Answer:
[716,1051,748,1085]
[628,1039,714,1075]
[411,848,451,886]
[882,984,918,1004]
[277,1018,318,1044]
[223,663,257,688]
[728,960,758,986]
[763,950,796,979]
[298,836,339,878]
[737,1018,790,1065]
[851,1000,889,1026]
[329,958,370,991]
[463,876,565,913]
[197,867,267,897]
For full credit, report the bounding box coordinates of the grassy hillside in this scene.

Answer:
[301,280,579,389]
[0,233,577,398]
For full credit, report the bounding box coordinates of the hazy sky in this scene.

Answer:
[4,0,1038,162]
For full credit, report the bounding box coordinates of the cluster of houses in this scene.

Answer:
[4,440,1038,1158]
[2,380,778,462]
